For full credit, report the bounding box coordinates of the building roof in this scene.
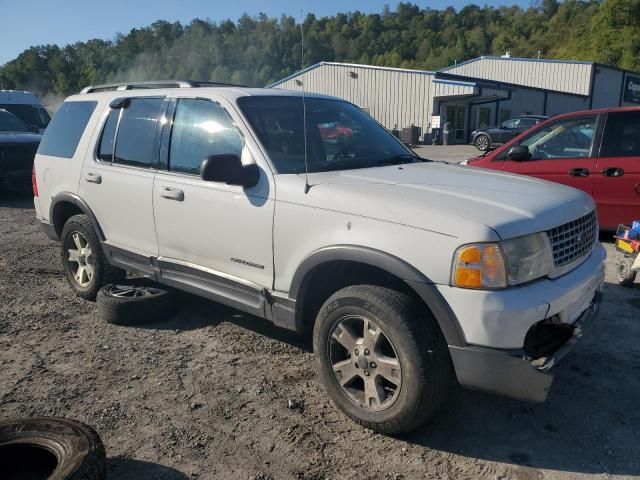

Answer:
[440,56,598,96]
[267,62,436,88]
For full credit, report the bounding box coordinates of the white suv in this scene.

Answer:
[34,81,605,433]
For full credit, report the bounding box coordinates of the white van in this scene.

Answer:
[0,90,50,133]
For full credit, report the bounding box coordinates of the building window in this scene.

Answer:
[478,107,491,129]
[499,109,511,124]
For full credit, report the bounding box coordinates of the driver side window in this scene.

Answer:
[518,116,596,160]
[502,119,519,129]
[169,99,243,175]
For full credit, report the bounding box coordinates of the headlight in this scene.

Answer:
[501,232,554,285]
[452,233,554,289]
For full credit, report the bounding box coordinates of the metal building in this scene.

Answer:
[269,56,640,144]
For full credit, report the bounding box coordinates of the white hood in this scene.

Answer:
[276,162,595,240]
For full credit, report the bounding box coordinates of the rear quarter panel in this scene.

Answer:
[34,99,104,221]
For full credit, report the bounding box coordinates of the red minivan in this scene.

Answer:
[466,107,640,230]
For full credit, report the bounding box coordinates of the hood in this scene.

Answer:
[277,162,594,240]
[0,131,42,144]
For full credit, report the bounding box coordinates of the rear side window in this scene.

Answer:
[113,97,164,168]
[97,109,119,162]
[600,111,640,157]
[0,103,50,128]
[37,101,97,158]
[169,99,243,175]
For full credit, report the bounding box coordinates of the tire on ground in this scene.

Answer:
[313,285,453,434]
[96,277,177,326]
[61,214,125,301]
[0,417,106,480]
[617,256,637,287]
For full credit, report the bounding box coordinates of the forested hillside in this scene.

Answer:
[1,0,639,101]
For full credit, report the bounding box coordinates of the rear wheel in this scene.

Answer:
[474,134,490,151]
[313,285,452,434]
[61,214,125,300]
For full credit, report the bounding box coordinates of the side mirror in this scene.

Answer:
[507,145,531,161]
[30,124,39,133]
[200,154,259,188]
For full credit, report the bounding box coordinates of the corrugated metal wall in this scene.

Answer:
[273,63,437,132]
[443,57,593,96]
[591,66,624,108]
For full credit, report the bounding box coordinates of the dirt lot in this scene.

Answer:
[1,194,639,480]
[413,144,478,164]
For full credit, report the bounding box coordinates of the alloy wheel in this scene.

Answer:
[475,135,489,151]
[329,315,402,411]
[66,232,95,288]
[106,284,163,298]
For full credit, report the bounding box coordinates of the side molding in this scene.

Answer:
[288,245,466,347]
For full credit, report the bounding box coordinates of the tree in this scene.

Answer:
[0,1,634,100]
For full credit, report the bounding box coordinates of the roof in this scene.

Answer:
[441,56,595,96]
[267,61,436,88]
[440,55,594,71]
[67,86,341,104]
[0,90,42,105]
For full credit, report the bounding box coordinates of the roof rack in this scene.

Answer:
[79,80,246,94]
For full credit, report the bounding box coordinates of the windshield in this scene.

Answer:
[0,110,30,132]
[237,96,419,173]
[0,104,50,129]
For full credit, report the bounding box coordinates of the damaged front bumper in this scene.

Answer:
[448,290,602,402]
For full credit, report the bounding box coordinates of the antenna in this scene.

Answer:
[300,12,311,194]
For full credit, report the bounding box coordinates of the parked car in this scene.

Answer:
[0,90,50,134]
[34,81,605,434]
[318,121,353,142]
[0,109,42,192]
[465,107,640,230]
[471,115,548,151]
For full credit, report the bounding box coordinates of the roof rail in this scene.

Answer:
[79,80,246,94]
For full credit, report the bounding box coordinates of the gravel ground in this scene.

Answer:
[1,194,639,480]
[413,144,478,164]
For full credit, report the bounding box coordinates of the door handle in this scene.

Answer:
[160,187,184,201]
[85,172,102,184]
[568,168,590,177]
[601,167,624,177]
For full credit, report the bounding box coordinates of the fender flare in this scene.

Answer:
[49,192,106,241]
[289,245,466,347]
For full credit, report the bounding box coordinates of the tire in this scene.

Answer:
[617,256,637,286]
[313,285,453,434]
[96,277,177,326]
[61,214,125,300]
[473,134,490,152]
[0,417,105,480]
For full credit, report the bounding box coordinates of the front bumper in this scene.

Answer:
[439,244,606,402]
[448,290,601,402]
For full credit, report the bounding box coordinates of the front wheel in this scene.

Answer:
[61,214,125,300]
[313,285,452,434]
[474,134,490,151]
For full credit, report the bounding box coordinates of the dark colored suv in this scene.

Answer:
[0,109,42,192]
[471,115,548,151]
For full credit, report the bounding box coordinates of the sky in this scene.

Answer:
[0,0,530,65]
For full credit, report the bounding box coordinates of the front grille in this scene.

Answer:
[547,210,597,268]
